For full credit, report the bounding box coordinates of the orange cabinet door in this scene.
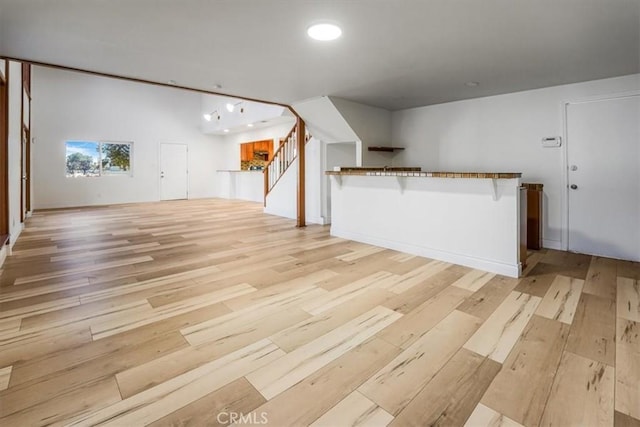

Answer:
[267,140,274,159]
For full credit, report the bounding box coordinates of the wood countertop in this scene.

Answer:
[326,168,522,179]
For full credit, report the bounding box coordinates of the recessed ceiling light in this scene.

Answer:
[465,81,480,87]
[203,113,212,121]
[247,123,254,127]
[167,80,177,85]
[226,103,235,112]
[223,129,230,133]
[307,23,342,41]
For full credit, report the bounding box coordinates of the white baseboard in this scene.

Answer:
[542,239,562,250]
[263,207,296,221]
[331,227,520,278]
[0,244,7,268]
[306,216,328,225]
[263,208,327,226]
[9,222,24,253]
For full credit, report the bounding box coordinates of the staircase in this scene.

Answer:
[262,96,391,228]
[263,117,308,226]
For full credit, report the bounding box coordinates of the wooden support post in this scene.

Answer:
[296,117,306,227]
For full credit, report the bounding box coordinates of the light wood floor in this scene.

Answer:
[0,199,638,427]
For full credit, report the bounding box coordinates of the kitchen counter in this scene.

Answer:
[217,170,264,203]
[217,169,264,173]
[327,169,524,277]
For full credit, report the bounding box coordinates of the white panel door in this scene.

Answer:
[567,95,640,261]
[160,143,188,200]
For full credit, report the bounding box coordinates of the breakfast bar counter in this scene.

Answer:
[326,168,524,277]
[217,170,264,203]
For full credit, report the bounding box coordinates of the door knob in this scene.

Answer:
[570,184,578,190]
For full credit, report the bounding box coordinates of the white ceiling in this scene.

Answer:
[1,0,638,111]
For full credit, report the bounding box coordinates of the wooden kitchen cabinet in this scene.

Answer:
[240,140,274,162]
[240,142,255,161]
[240,143,247,161]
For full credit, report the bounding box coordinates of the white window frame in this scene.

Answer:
[65,140,133,177]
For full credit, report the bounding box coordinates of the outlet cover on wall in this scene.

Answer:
[542,136,561,147]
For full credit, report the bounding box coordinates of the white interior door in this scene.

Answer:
[567,95,640,261]
[160,143,188,200]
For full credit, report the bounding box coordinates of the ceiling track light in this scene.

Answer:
[203,101,245,122]
[226,101,245,113]
[203,109,220,121]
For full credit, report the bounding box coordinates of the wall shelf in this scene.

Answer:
[367,146,405,152]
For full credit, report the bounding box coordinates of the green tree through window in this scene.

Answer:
[66,141,132,177]
[101,143,131,174]
[66,152,96,175]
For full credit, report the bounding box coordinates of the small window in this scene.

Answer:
[65,141,100,177]
[66,140,132,177]
[101,142,132,175]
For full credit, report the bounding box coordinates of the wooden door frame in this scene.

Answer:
[0,61,8,242]
[21,125,31,221]
[20,63,31,221]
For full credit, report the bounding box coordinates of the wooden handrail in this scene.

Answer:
[279,126,296,147]
[264,124,295,172]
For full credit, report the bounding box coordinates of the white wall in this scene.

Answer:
[7,61,23,247]
[293,97,359,145]
[330,97,392,167]
[264,137,324,224]
[217,171,264,203]
[324,142,357,221]
[305,137,323,224]
[391,74,640,249]
[292,96,394,168]
[31,67,225,209]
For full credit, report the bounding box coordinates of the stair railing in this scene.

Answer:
[263,121,309,206]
